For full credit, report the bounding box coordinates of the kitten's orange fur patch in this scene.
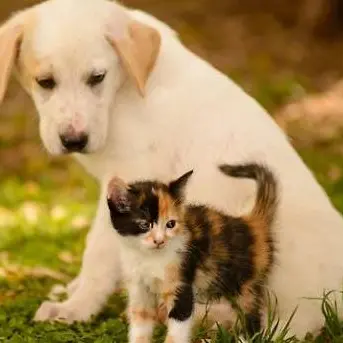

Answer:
[245,215,270,274]
[157,301,168,324]
[165,337,176,343]
[161,282,180,311]
[157,190,174,218]
[165,264,180,282]
[130,308,157,322]
[143,232,155,245]
[212,240,230,261]
[137,192,146,207]
[207,210,223,236]
[135,337,151,343]
[161,266,183,313]
[237,280,256,312]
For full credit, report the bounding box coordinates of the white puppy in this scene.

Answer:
[0,0,342,339]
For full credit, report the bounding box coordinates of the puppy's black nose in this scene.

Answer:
[60,133,88,152]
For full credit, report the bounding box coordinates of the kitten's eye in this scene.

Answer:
[36,76,56,90]
[140,221,151,231]
[166,220,176,229]
[87,71,106,87]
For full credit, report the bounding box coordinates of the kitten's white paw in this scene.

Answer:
[34,301,91,323]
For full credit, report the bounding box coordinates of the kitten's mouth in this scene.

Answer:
[154,244,165,250]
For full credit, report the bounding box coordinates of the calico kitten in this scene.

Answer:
[107,163,277,343]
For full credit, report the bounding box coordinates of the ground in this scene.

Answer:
[2,0,343,342]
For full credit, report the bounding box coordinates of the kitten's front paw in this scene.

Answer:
[34,301,91,323]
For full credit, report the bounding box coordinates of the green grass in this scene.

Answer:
[0,144,343,342]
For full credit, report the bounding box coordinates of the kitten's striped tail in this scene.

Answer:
[218,163,278,227]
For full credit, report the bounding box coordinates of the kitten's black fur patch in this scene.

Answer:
[129,181,161,224]
[107,198,145,236]
[168,284,194,321]
[211,218,255,295]
[107,181,164,236]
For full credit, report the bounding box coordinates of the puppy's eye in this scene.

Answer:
[166,220,176,229]
[87,72,106,87]
[36,77,56,90]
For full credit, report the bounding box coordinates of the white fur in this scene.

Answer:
[5,0,342,338]
[22,0,127,155]
[124,252,175,343]
[129,323,154,343]
[121,238,194,343]
[118,232,184,283]
[166,318,193,343]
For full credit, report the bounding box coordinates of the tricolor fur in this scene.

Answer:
[107,163,277,341]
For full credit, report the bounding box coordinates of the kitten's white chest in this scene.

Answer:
[120,243,180,286]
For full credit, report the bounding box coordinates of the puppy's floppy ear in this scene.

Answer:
[0,9,33,105]
[107,177,131,213]
[169,170,193,202]
[106,20,161,97]
[0,22,23,105]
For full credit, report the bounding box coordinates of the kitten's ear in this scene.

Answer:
[107,177,131,213]
[169,170,193,201]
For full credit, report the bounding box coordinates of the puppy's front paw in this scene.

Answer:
[34,301,91,323]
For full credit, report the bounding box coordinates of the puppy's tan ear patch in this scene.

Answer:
[107,20,161,97]
[0,23,23,104]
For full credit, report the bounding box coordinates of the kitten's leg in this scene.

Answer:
[243,311,261,336]
[194,299,237,329]
[164,283,194,343]
[156,298,168,324]
[127,282,157,343]
[236,283,263,337]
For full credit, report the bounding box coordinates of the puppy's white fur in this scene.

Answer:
[1,0,343,338]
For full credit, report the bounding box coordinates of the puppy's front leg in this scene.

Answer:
[165,283,194,343]
[34,194,122,323]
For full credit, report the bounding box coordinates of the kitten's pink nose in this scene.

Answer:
[154,238,165,247]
